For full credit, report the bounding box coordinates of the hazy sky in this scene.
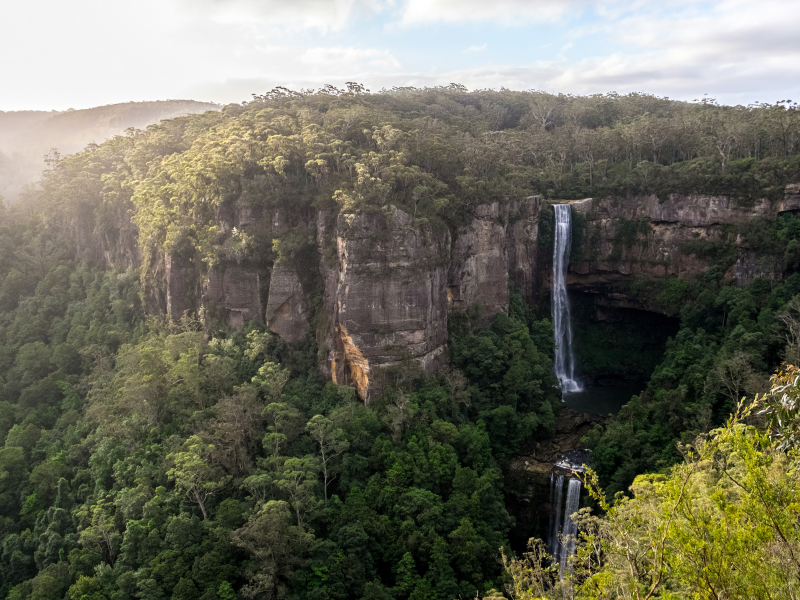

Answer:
[1,0,798,111]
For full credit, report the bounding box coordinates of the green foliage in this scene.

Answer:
[449,308,560,461]
[506,397,800,599]
[2,87,800,599]
[586,272,800,494]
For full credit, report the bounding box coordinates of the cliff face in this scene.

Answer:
[314,197,541,401]
[204,265,262,329]
[448,197,541,318]
[321,207,451,402]
[264,261,307,343]
[148,185,799,398]
[554,184,800,309]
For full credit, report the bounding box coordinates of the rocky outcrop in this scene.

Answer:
[165,253,196,320]
[315,198,541,400]
[163,253,263,329]
[449,203,511,317]
[321,207,450,402]
[505,407,605,550]
[507,197,541,303]
[509,408,603,475]
[265,261,308,342]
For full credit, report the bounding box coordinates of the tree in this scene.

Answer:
[167,436,230,519]
[231,500,313,599]
[252,362,290,401]
[275,456,320,528]
[262,402,302,460]
[208,386,265,476]
[77,499,121,567]
[501,538,556,599]
[305,415,349,501]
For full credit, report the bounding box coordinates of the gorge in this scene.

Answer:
[3,89,800,600]
[143,183,800,403]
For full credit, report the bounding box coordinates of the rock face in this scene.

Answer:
[505,407,605,550]
[163,254,262,329]
[204,264,262,329]
[448,196,541,318]
[321,208,450,402]
[165,253,196,320]
[153,185,800,394]
[264,261,308,342]
[555,186,800,308]
[315,197,541,401]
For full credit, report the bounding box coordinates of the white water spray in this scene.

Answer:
[551,204,582,393]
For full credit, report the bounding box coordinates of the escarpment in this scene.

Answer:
[321,207,450,402]
[264,261,307,343]
[448,197,541,318]
[547,184,800,312]
[143,185,800,399]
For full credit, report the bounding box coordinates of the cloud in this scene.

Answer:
[3,0,800,110]
[179,0,390,31]
[300,46,401,71]
[464,43,487,53]
[401,0,599,25]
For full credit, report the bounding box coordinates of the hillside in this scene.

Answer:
[0,87,800,599]
[0,100,220,202]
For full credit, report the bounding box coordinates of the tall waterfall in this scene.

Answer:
[551,204,582,393]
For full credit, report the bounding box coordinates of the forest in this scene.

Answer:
[0,85,800,599]
[0,100,220,204]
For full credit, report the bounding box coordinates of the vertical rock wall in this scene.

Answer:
[264,261,308,342]
[321,207,450,401]
[561,186,800,305]
[449,196,541,318]
[449,202,511,318]
[204,264,262,329]
[165,253,196,320]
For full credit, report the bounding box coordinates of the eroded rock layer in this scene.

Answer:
[154,185,799,397]
[204,265,262,329]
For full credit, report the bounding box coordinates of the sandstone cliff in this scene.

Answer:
[552,184,800,310]
[264,261,308,343]
[448,197,540,318]
[148,185,799,399]
[320,207,451,402]
[315,197,541,401]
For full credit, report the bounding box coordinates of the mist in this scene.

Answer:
[0,100,219,204]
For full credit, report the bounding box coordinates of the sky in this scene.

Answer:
[1,0,798,111]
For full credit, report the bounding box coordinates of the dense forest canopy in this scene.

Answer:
[1,86,800,599]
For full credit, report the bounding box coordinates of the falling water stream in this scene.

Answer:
[559,478,582,574]
[548,471,584,576]
[548,474,564,560]
[551,204,583,394]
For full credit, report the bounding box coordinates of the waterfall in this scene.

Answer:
[548,474,583,575]
[548,474,564,560]
[551,204,582,393]
[559,478,583,574]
